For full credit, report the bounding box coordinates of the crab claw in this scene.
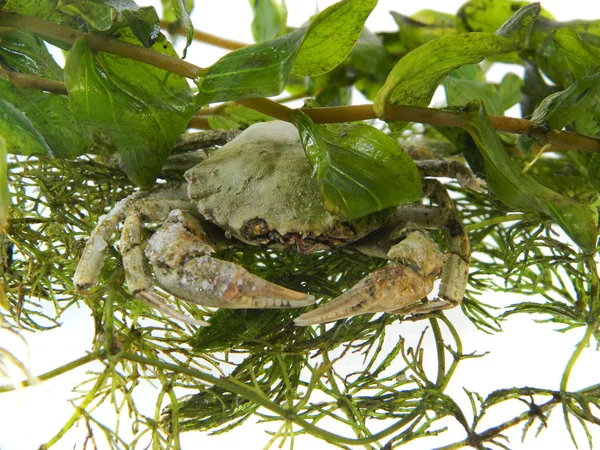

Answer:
[294,264,434,326]
[145,210,315,309]
[152,256,315,309]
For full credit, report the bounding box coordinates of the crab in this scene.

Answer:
[74,121,472,326]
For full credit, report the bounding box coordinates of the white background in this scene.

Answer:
[2,1,600,449]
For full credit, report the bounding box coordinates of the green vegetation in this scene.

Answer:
[0,0,599,448]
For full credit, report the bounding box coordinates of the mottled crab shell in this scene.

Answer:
[185,121,380,250]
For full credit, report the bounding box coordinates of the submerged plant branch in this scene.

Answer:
[0,353,98,393]
[238,98,600,152]
[0,12,203,79]
[0,67,67,94]
[159,20,247,50]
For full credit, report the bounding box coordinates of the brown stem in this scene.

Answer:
[187,116,210,129]
[276,91,309,104]
[159,20,246,50]
[0,12,204,79]
[0,67,67,94]
[238,99,600,153]
[238,97,293,121]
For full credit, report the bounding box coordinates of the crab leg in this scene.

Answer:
[294,180,470,326]
[121,214,209,326]
[145,210,315,309]
[74,184,193,293]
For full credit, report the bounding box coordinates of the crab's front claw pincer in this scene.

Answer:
[146,210,315,310]
[294,264,434,326]
[153,256,315,309]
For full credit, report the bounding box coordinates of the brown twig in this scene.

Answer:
[0,12,204,79]
[235,98,600,153]
[159,20,246,50]
[0,67,67,94]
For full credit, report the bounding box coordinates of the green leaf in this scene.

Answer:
[65,32,194,187]
[306,28,387,105]
[498,72,523,111]
[0,0,57,17]
[207,104,272,130]
[457,0,553,34]
[249,0,287,42]
[195,28,305,106]
[552,28,600,80]
[390,10,456,52]
[457,0,556,62]
[588,154,600,195]
[195,0,375,105]
[348,28,387,75]
[374,3,539,126]
[462,100,598,252]
[48,1,114,33]
[86,0,161,47]
[0,31,91,158]
[161,0,194,53]
[0,98,51,156]
[444,67,523,116]
[290,108,422,219]
[530,71,600,131]
[0,30,63,79]
[443,66,504,115]
[291,0,376,77]
[411,9,455,27]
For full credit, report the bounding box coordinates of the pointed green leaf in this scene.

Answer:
[0,31,91,158]
[457,0,554,34]
[587,153,600,195]
[444,67,523,115]
[161,0,194,53]
[390,10,456,52]
[531,71,600,131]
[462,100,598,252]
[374,3,540,126]
[195,0,376,105]
[195,28,305,106]
[0,30,63,79]
[249,0,287,42]
[65,32,194,187]
[552,28,600,80]
[207,104,272,130]
[48,2,114,33]
[457,0,556,62]
[291,0,377,76]
[498,72,523,111]
[0,0,57,17]
[290,109,422,219]
[0,98,52,156]
[443,67,504,115]
[87,0,161,47]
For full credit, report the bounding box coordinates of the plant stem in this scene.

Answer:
[560,324,594,394]
[120,351,422,446]
[0,12,203,79]
[429,317,446,388]
[237,98,600,152]
[432,396,561,450]
[160,20,246,50]
[0,352,98,393]
[464,213,538,232]
[0,67,67,94]
[0,10,597,154]
[40,368,110,449]
[188,115,210,129]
